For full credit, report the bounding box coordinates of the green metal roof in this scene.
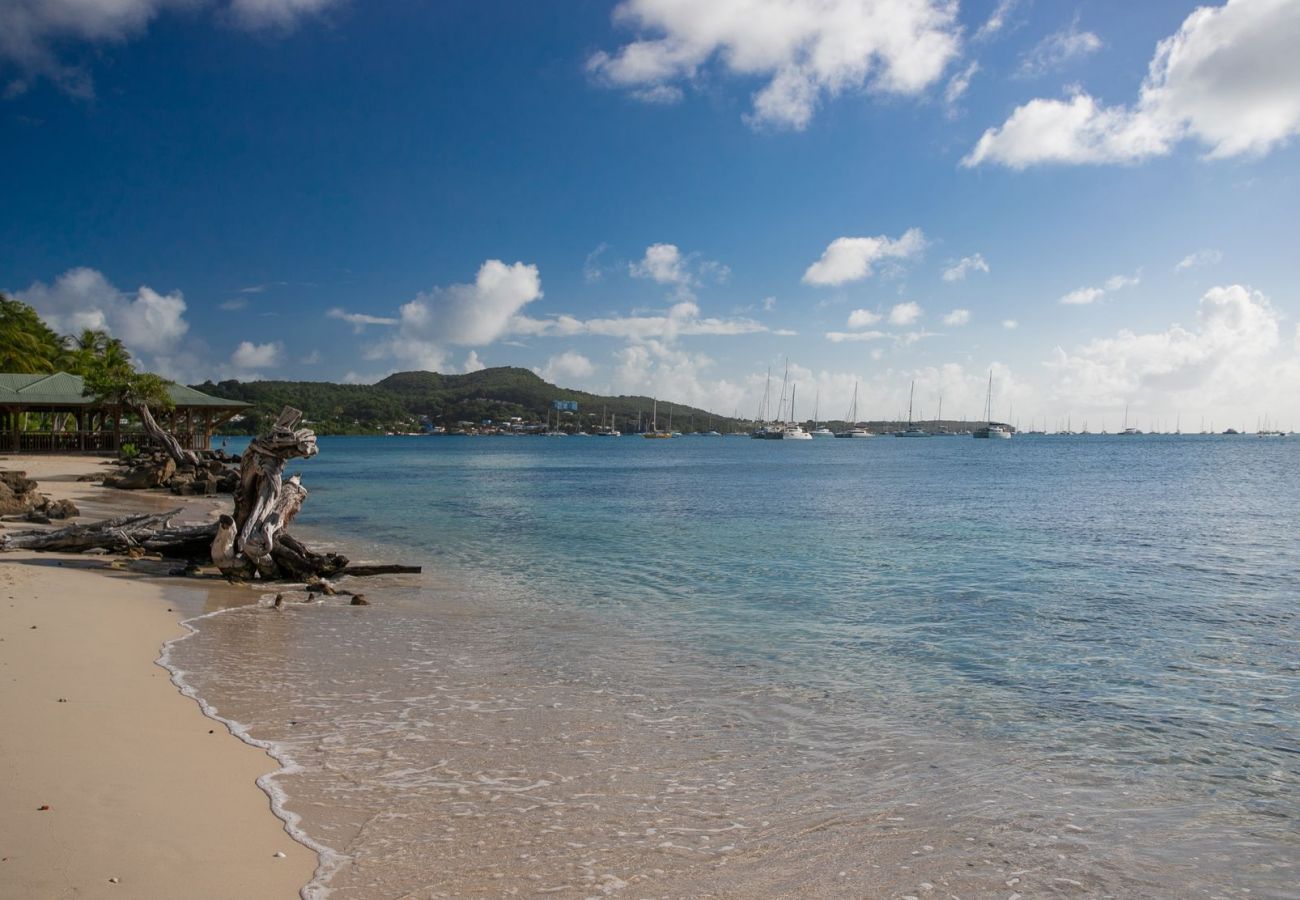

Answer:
[0,372,249,409]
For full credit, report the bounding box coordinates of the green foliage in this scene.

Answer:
[194,367,746,435]
[120,442,140,461]
[0,294,67,374]
[86,369,176,413]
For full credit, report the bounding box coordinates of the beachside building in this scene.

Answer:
[0,372,249,454]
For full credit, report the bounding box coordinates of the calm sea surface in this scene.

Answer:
[167,434,1300,898]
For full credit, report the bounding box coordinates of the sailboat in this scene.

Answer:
[896,381,930,437]
[780,386,813,440]
[810,389,834,437]
[973,371,1011,439]
[643,398,672,439]
[1120,404,1141,435]
[593,405,621,437]
[835,382,872,438]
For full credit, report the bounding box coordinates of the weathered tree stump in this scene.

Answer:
[2,406,421,585]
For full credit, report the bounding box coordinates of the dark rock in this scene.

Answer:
[350,594,369,606]
[43,499,79,519]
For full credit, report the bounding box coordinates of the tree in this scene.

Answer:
[85,368,201,468]
[0,295,65,374]
[65,329,131,379]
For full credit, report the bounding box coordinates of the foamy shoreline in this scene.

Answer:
[0,454,316,898]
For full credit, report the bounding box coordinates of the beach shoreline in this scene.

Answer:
[0,454,316,899]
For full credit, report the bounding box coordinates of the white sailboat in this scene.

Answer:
[781,385,813,440]
[835,382,872,438]
[643,398,672,438]
[896,381,930,437]
[810,389,834,437]
[973,371,1011,439]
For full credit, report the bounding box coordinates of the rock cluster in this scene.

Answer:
[103,450,241,495]
[0,471,80,522]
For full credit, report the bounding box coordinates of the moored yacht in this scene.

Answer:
[896,381,930,437]
[835,382,873,438]
[973,371,1012,439]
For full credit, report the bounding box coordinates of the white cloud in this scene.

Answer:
[762,296,777,312]
[16,266,189,358]
[0,0,340,96]
[630,243,688,285]
[965,0,1300,167]
[227,0,339,30]
[230,340,283,369]
[1058,271,1140,305]
[942,308,970,326]
[826,330,887,343]
[1175,248,1223,272]
[302,349,322,365]
[1002,319,1019,329]
[328,308,400,332]
[401,260,542,346]
[1018,20,1103,77]
[975,0,1021,42]
[584,243,610,283]
[803,227,926,286]
[941,252,989,282]
[219,297,249,311]
[888,301,922,326]
[847,308,881,328]
[588,0,962,130]
[461,350,485,373]
[1059,287,1105,306]
[1046,284,1290,413]
[944,61,979,112]
[535,350,596,384]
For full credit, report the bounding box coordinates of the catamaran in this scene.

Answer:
[973,371,1011,439]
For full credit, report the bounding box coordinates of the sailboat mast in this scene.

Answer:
[907,380,915,427]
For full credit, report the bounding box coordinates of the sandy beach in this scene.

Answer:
[0,455,315,899]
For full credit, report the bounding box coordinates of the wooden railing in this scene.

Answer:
[11,431,209,454]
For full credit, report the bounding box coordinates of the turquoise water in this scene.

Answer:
[178,434,1299,898]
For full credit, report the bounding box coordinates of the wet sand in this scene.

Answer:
[0,455,315,898]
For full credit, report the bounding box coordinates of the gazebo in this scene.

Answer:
[0,372,249,454]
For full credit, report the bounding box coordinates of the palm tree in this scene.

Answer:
[0,295,65,373]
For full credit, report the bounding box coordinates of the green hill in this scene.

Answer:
[193,367,745,434]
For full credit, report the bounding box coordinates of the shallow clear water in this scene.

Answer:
[173,434,1300,898]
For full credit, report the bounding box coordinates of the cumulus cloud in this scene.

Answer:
[0,0,340,96]
[1058,271,1140,305]
[1018,19,1103,77]
[15,266,189,357]
[1047,284,1290,412]
[888,301,922,326]
[941,253,989,281]
[942,308,970,326]
[965,0,1300,167]
[587,0,962,130]
[460,350,485,373]
[630,243,689,285]
[1175,248,1223,272]
[847,308,882,328]
[230,340,283,370]
[535,350,596,384]
[1002,319,1019,329]
[803,228,926,286]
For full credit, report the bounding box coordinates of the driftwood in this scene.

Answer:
[137,403,201,469]
[2,406,422,584]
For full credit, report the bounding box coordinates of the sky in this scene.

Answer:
[2,0,1299,430]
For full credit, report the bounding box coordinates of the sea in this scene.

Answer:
[162,433,1300,899]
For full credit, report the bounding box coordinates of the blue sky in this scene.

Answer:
[3,0,1299,428]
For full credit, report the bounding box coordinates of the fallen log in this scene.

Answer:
[0,510,179,553]
[338,564,423,577]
